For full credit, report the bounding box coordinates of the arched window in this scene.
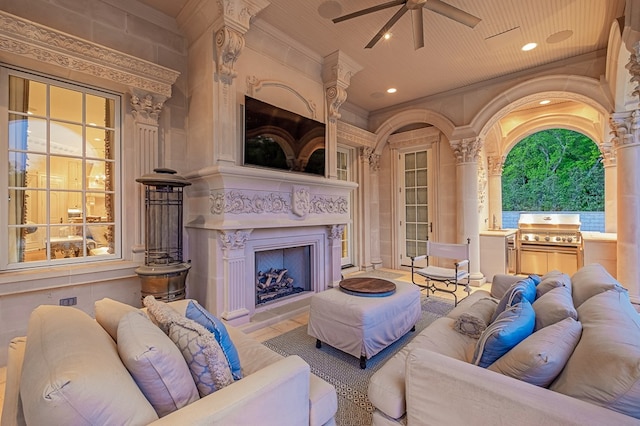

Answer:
[502,129,604,231]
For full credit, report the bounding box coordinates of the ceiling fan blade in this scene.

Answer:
[423,0,481,28]
[365,4,409,48]
[411,8,424,50]
[333,0,405,23]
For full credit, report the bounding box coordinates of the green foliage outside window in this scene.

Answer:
[502,129,604,211]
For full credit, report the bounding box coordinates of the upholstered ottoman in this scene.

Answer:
[308,279,421,368]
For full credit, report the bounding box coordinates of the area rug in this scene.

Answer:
[263,295,454,426]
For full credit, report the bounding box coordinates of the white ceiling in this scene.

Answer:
[138,0,625,113]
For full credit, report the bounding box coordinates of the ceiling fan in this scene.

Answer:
[332,0,481,50]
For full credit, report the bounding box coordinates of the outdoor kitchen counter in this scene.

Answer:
[582,232,617,279]
[480,229,517,236]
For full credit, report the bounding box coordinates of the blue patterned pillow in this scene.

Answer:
[491,277,536,323]
[186,301,242,380]
[472,299,536,368]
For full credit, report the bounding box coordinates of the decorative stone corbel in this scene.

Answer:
[322,50,362,122]
[215,26,245,83]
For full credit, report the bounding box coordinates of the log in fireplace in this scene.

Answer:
[255,245,311,306]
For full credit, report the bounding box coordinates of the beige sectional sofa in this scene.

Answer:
[368,263,640,425]
[1,298,337,426]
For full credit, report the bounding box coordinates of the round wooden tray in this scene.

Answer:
[339,277,396,297]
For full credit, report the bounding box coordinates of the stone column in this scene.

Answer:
[487,155,505,229]
[450,137,485,285]
[600,137,617,233]
[322,51,362,179]
[358,147,379,271]
[327,224,345,287]
[609,111,640,298]
[218,229,252,323]
[130,92,167,255]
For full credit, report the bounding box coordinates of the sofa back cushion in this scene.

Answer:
[571,263,626,308]
[488,317,582,387]
[20,305,158,425]
[532,286,577,331]
[95,297,142,341]
[550,289,640,418]
[117,311,200,417]
[535,272,571,299]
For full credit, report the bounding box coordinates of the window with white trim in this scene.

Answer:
[1,67,120,270]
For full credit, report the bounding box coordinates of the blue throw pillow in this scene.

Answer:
[529,274,542,286]
[473,299,536,368]
[185,300,243,380]
[491,277,537,323]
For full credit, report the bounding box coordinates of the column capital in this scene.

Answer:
[610,110,640,149]
[487,155,505,176]
[451,137,482,163]
[130,91,167,125]
[360,147,380,171]
[327,224,345,241]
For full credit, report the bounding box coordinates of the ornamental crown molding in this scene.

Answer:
[0,11,180,98]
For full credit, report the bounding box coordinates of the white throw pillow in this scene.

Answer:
[117,311,200,417]
[488,317,582,387]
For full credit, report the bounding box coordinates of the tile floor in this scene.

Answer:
[0,267,484,419]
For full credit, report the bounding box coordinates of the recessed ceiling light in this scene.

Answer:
[522,42,537,51]
[539,100,551,105]
[384,33,392,40]
[387,88,397,94]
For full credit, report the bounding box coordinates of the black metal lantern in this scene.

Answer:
[135,168,191,301]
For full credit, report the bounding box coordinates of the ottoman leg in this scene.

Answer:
[360,356,366,369]
[316,339,322,349]
[411,325,416,332]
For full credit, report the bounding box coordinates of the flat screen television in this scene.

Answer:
[243,96,326,176]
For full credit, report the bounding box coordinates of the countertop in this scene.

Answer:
[480,229,517,237]
[581,231,617,242]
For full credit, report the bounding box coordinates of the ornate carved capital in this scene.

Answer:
[326,85,348,123]
[215,26,245,83]
[328,224,345,241]
[628,42,640,101]
[361,147,380,172]
[130,92,166,125]
[451,137,482,163]
[487,155,505,176]
[609,110,640,149]
[218,229,253,250]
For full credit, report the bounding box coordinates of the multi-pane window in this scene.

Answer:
[337,148,353,266]
[3,68,120,269]
[404,151,429,258]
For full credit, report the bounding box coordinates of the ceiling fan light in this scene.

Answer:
[384,32,392,40]
[387,88,397,94]
[521,42,538,51]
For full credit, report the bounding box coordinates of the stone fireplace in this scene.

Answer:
[254,245,311,306]
[185,165,357,326]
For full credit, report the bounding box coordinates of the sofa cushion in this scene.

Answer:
[144,296,235,397]
[473,299,536,368]
[117,311,200,417]
[453,298,498,338]
[551,289,640,418]
[186,300,243,380]
[20,305,158,425]
[488,317,582,387]
[535,272,571,299]
[571,263,627,308]
[532,286,577,331]
[491,278,536,323]
[95,297,142,341]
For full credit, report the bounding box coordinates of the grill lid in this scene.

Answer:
[518,213,581,231]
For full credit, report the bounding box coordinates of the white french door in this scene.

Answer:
[398,149,433,267]
[337,147,354,267]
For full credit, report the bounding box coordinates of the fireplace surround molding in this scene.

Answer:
[185,164,356,325]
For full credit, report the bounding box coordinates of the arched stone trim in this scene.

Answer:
[472,76,612,140]
[501,115,605,156]
[373,109,456,153]
[246,76,318,119]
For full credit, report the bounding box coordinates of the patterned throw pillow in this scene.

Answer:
[185,300,243,380]
[143,296,234,397]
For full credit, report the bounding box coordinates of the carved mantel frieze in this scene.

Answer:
[0,11,179,98]
[209,189,348,216]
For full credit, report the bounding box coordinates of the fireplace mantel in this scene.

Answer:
[185,164,357,325]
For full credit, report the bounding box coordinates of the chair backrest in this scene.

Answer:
[426,241,469,261]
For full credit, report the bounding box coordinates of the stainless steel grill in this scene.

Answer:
[516,213,584,275]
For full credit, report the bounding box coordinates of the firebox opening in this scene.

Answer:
[255,245,311,306]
